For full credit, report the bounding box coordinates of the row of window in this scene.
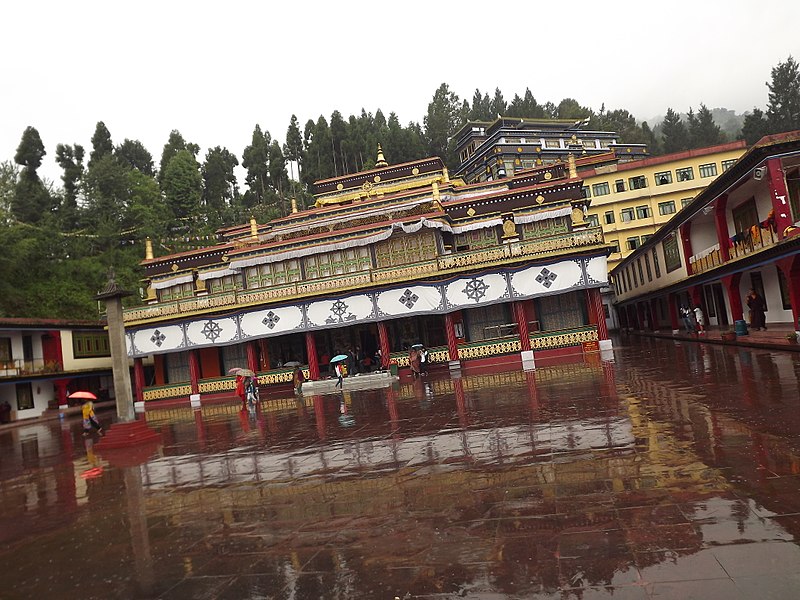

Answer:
[615,233,682,295]
[584,159,736,198]
[596,198,693,227]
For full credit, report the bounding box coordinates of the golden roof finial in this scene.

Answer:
[291,198,298,213]
[145,237,154,260]
[375,143,388,168]
[249,216,258,240]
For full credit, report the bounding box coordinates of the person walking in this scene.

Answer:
[292,366,305,394]
[746,288,767,330]
[680,305,696,334]
[694,305,705,334]
[81,398,103,437]
[334,362,343,388]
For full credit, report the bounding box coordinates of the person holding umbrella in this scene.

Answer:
[330,354,348,388]
[71,391,103,437]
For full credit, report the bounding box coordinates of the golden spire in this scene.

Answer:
[375,143,388,168]
[568,153,577,179]
[291,198,298,213]
[249,216,258,240]
[145,237,154,260]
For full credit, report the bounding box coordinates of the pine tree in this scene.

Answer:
[661,108,689,154]
[12,126,52,224]
[88,121,113,169]
[766,55,800,133]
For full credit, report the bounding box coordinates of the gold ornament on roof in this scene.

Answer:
[467,207,476,217]
[375,143,388,168]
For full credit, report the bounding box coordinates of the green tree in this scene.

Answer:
[302,117,334,186]
[0,161,19,225]
[740,108,770,145]
[688,104,724,148]
[202,146,239,227]
[127,168,170,242]
[424,83,463,165]
[489,87,506,117]
[82,154,130,254]
[284,114,304,189]
[556,98,592,120]
[54,143,84,229]
[660,108,689,154]
[469,89,492,121]
[88,121,113,169]
[12,126,52,224]
[268,140,289,214]
[116,139,155,175]
[162,149,202,228]
[766,55,800,134]
[242,125,271,207]
[158,130,199,186]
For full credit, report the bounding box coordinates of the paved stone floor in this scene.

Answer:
[3,336,800,599]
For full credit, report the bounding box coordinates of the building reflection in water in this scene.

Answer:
[5,339,800,597]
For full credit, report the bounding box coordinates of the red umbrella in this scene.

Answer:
[69,391,97,400]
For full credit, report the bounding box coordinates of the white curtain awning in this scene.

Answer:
[150,273,194,290]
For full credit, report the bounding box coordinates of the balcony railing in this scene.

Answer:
[0,358,63,378]
[124,227,605,323]
[689,227,778,276]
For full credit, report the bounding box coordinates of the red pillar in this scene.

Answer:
[305,332,320,380]
[722,273,744,322]
[767,158,794,239]
[714,194,730,262]
[586,288,609,340]
[377,320,391,368]
[513,301,532,351]
[444,313,460,362]
[649,298,659,331]
[667,293,680,331]
[133,358,145,404]
[246,342,259,374]
[188,350,200,395]
[689,285,703,310]
[680,222,694,276]
[777,255,800,328]
[54,379,70,408]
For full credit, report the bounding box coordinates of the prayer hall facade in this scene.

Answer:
[124,148,612,402]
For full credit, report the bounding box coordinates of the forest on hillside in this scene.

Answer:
[1,57,798,320]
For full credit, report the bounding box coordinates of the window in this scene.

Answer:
[644,253,653,282]
[676,167,694,181]
[0,338,10,364]
[721,159,737,172]
[603,304,610,318]
[629,175,647,190]
[699,163,718,178]
[604,211,615,225]
[662,232,681,273]
[641,234,653,243]
[625,268,632,291]
[16,382,34,411]
[582,140,597,149]
[658,200,676,216]
[632,264,638,287]
[582,186,591,198]
[587,214,600,227]
[615,179,626,192]
[621,208,635,222]
[778,267,793,310]
[655,171,673,185]
[545,139,561,148]
[592,182,610,196]
[159,282,194,302]
[637,259,645,285]
[681,197,693,208]
[627,236,640,250]
[621,270,628,293]
[652,248,661,278]
[610,240,620,253]
[636,205,652,219]
[73,331,111,358]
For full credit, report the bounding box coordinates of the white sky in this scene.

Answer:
[2,0,798,186]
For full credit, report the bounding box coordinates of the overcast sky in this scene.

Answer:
[2,0,798,186]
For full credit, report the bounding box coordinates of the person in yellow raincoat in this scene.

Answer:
[82,399,103,436]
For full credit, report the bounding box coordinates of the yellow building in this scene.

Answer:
[578,141,747,272]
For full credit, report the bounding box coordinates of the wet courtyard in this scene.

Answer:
[3,336,800,599]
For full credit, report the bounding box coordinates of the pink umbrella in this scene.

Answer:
[69,391,97,400]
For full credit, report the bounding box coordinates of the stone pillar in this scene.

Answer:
[722,273,744,322]
[94,272,135,423]
[188,350,200,395]
[667,293,680,334]
[133,358,145,404]
[444,313,460,367]
[714,194,730,262]
[767,158,794,239]
[377,320,391,369]
[305,332,320,380]
[680,222,694,276]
